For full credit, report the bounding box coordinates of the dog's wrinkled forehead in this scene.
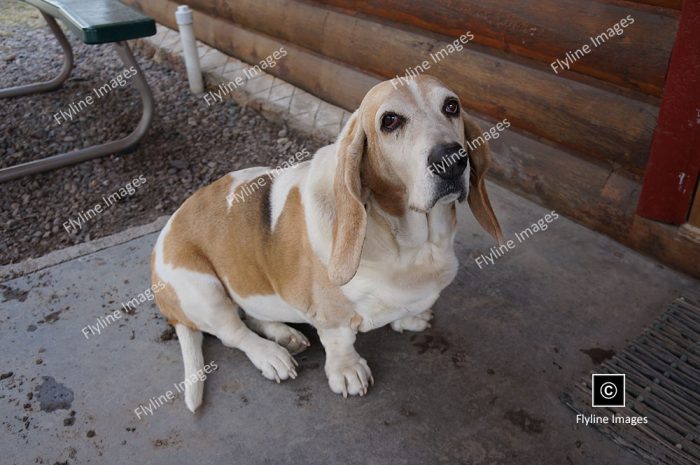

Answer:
[358,75,457,129]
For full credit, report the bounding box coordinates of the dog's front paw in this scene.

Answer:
[325,356,373,397]
[390,309,433,333]
[271,325,310,355]
[244,338,298,383]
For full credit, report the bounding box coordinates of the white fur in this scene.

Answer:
[224,283,311,324]
[175,323,204,412]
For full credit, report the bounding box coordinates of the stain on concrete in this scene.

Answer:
[159,326,176,342]
[451,350,467,368]
[0,284,28,302]
[580,348,615,364]
[152,435,181,448]
[302,361,320,370]
[63,410,76,426]
[35,376,74,412]
[295,387,312,407]
[504,408,544,434]
[410,334,451,354]
[221,381,241,393]
[39,310,62,324]
[27,324,37,332]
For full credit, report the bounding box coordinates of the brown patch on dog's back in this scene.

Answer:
[158,173,358,328]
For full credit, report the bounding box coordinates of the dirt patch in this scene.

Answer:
[580,348,615,364]
[39,309,62,324]
[410,334,451,354]
[295,387,312,407]
[152,436,181,448]
[504,408,544,434]
[0,284,28,302]
[159,326,176,342]
[0,0,44,30]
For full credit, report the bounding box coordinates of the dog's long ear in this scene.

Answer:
[328,111,368,286]
[463,112,504,244]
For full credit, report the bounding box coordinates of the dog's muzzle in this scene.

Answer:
[427,142,468,206]
[428,142,468,180]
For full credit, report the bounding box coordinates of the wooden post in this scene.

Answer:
[689,187,700,228]
[637,0,700,224]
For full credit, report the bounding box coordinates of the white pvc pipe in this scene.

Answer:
[175,5,204,94]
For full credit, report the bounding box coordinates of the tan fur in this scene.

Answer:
[463,116,504,244]
[160,174,358,329]
[328,112,369,286]
[360,86,408,217]
[361,134,407,217]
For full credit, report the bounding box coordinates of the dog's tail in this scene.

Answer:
[175,323,204,413]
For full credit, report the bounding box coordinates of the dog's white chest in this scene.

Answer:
[346,242,459,332]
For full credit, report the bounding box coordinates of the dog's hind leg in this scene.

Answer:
[157,268,298,385]
[244,315,310,355]
[211,304,298,383]
[390,309,433,333]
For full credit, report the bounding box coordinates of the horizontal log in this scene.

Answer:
[484,115,700,279]
[146,0,658,174]
[310,0,678,97]
[629,0,682,9]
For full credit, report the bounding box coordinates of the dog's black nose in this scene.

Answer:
[427,142,468,180]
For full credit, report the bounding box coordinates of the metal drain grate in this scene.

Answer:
[562,293,700,465]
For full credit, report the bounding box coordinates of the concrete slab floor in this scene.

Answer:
[1,181,698,465]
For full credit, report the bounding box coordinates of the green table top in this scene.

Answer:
[25,0,156,44]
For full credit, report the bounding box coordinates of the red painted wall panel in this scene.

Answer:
[637,0,700,224]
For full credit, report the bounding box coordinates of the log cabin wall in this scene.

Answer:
[123,0,700,278]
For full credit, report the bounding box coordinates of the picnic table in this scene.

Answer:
[0,0,157,182]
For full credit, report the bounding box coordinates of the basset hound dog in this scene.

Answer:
[151,75,502,412]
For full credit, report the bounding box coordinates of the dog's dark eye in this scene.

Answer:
[443,98,460,116]
[381,112,403,132]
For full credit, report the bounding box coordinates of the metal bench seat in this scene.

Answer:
[25,0,156,44]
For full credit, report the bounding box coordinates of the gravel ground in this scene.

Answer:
[0,0,322,266]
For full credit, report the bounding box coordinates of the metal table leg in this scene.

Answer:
[0,12,73,98]
[0,41,155,183]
